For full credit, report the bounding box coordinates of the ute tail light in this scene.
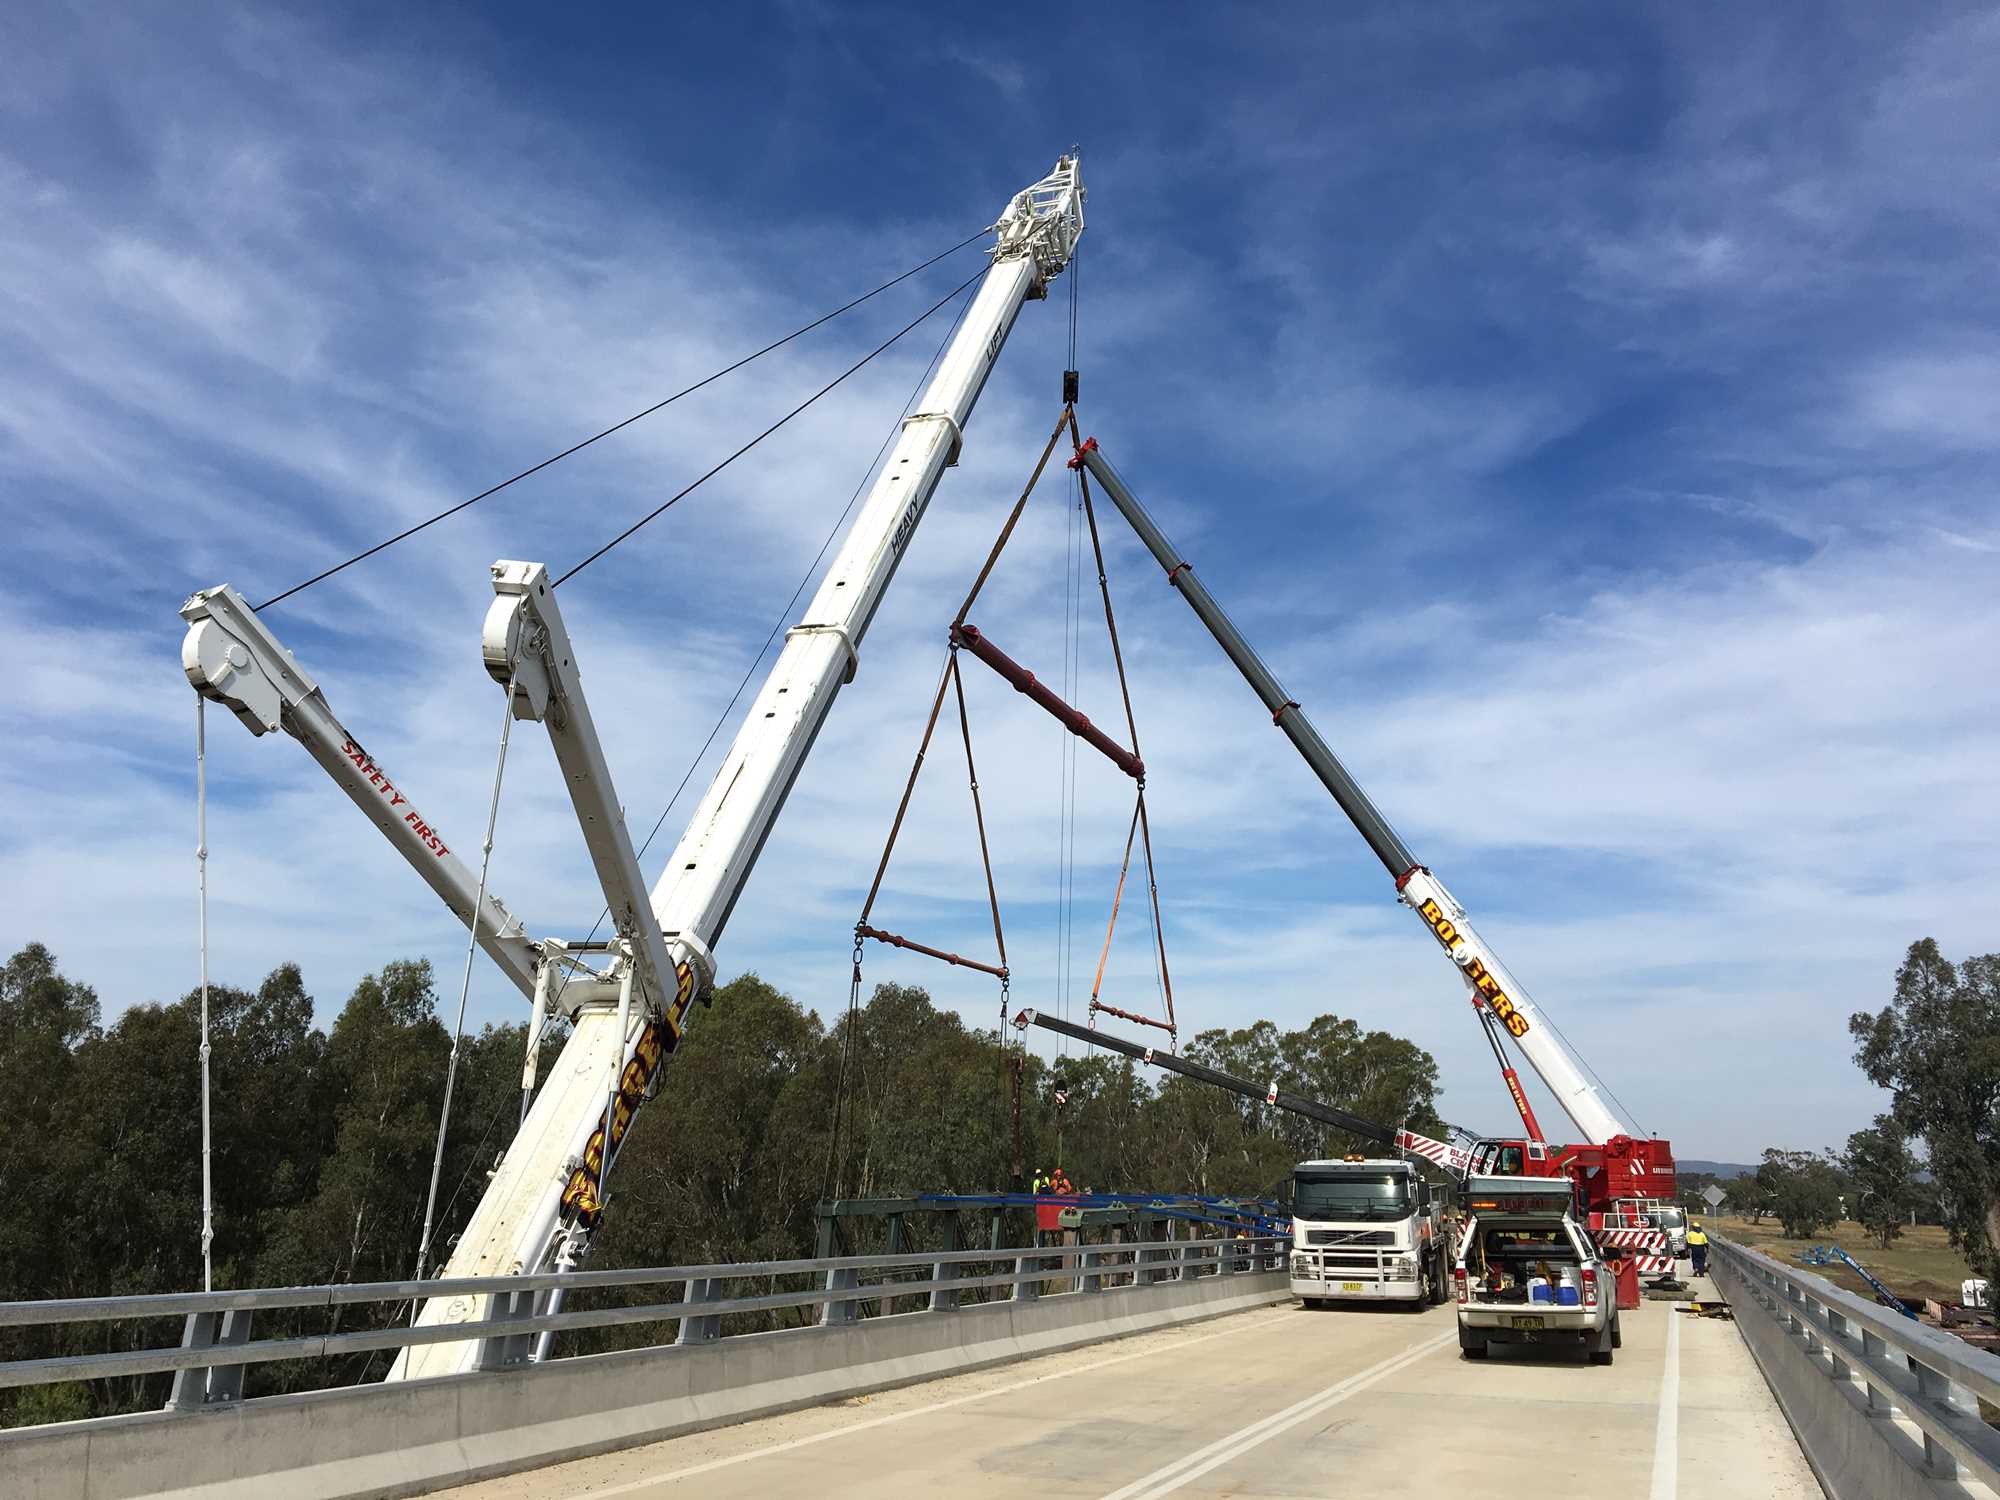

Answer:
[1453,1267,1468,1305]
[1581,1267,1599,1309]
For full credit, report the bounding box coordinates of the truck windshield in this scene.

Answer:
[1293,1172,1410,1221]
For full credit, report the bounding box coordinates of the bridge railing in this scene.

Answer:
[0,1233,1287,1414]
[1712,1235,2000,1500]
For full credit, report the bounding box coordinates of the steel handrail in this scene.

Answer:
[0,1236,1287,1396]
[1713,1235,2000,1487]
[0,1237,1226,1328]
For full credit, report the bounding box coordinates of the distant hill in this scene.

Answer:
[1680,1159,1757,1179]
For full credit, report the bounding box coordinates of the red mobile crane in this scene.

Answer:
[1068,439,1678,1242]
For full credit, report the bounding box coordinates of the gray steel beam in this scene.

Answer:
[1076,442,1416,880]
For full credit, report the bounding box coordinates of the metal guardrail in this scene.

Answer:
[1713,1236,2000,1494]
[0,1234,1286,1413]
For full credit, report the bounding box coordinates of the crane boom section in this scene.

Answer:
[1015,1009,1468,1174]
[647,254,1036,951]
[1073,442,1630,1147]
[180,585,542,998]
[393,158,1084,1379]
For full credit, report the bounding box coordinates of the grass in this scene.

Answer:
[1713,1213,1975,1305]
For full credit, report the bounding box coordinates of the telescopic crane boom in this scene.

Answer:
[1070,440,1640,1154]
[1014,1009,1470,1175]
[184,156,1085,1381]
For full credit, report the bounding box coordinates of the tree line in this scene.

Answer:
[1739,939,1998,1273]
[0,941,1442,1424]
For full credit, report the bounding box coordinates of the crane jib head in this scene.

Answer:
[1415,897,1531,1039]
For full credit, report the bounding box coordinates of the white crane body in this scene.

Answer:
[181,156,1085,1380]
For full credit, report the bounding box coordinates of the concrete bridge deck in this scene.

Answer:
[438,1280,1818,1500]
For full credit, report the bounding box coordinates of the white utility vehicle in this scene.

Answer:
[1454,1175,1619,1364]
[1290,1158,1451,1308]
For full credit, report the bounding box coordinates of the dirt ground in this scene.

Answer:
[1716,1213,1975,1303]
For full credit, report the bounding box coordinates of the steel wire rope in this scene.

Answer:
[553,268,984,585]
[429,281,982,1240]
[253,229,990,610]
[412,675,519,1300]
[1057,250,1082,1060]
[194,699,214,1293]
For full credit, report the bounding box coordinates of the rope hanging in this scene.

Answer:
[848,397,1179,1051]
[195,698,215,1293]
[413,677,519,1294]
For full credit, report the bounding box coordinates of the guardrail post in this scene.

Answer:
[820,1265,860,1326]
[929,1253,961,1311]
[675,1278,722,1345]
[1014,1252,1041,1302]
[475,1289,537,1371]
[1859,1329,1892,1415]
[1080,1246,1103,1293]
[167,1308,252,1410]
[880,1214,907,1317]
[1825,1309,1851,1385]
[1913,1357,1963,1480]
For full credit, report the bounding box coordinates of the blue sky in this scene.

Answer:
[4,3,1995,1162]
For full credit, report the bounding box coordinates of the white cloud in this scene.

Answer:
[2,5,1994,1170]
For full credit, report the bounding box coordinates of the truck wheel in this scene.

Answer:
[1301,1297,1326,1310]
[1461,1338,1488,1360]
[1611,1316,1623,1349]
[1589,1323,1615,1364]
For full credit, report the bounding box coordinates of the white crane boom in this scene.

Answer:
[180,586,544,998]
[385,155,1084,1377]
[181,156,1082,1379]
[1071,440,1632,1148]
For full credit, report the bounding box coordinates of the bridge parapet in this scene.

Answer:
[0,1234,1287,1500]
[1711,1235,2000,1500]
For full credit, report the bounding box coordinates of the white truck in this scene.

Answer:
[1289,1158,1452,1308]
[1454,1175,1619,1364]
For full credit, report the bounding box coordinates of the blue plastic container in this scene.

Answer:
[1527,1277,1552,1303]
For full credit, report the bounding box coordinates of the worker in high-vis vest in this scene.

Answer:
[1687,1220,1710,1277]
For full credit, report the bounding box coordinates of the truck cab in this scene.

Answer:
[1288,1158,1451,1308]
[1454,1175,1619,1364]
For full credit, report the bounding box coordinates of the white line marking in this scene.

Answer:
[576,1304,1294,1496]
[1650,1304,1681,1500]
[1097,1328,1456,1500]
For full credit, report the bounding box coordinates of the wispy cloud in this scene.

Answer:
[3,4,1995,1162]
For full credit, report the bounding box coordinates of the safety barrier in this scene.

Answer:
[1711,1236,2000,1500]
[1,1234,1288,1500]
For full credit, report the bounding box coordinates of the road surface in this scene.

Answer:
[437,1277,1819,1499]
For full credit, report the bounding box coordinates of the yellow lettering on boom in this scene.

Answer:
[1416,899,1532,1038]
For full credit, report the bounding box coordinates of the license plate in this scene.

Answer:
[1510,1315,1544,1330]
[1342,1282,1364,1292]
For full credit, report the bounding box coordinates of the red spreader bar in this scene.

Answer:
[951,622,1145,782]
[1090,998,1177,1037]
[857,924,1008,981]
